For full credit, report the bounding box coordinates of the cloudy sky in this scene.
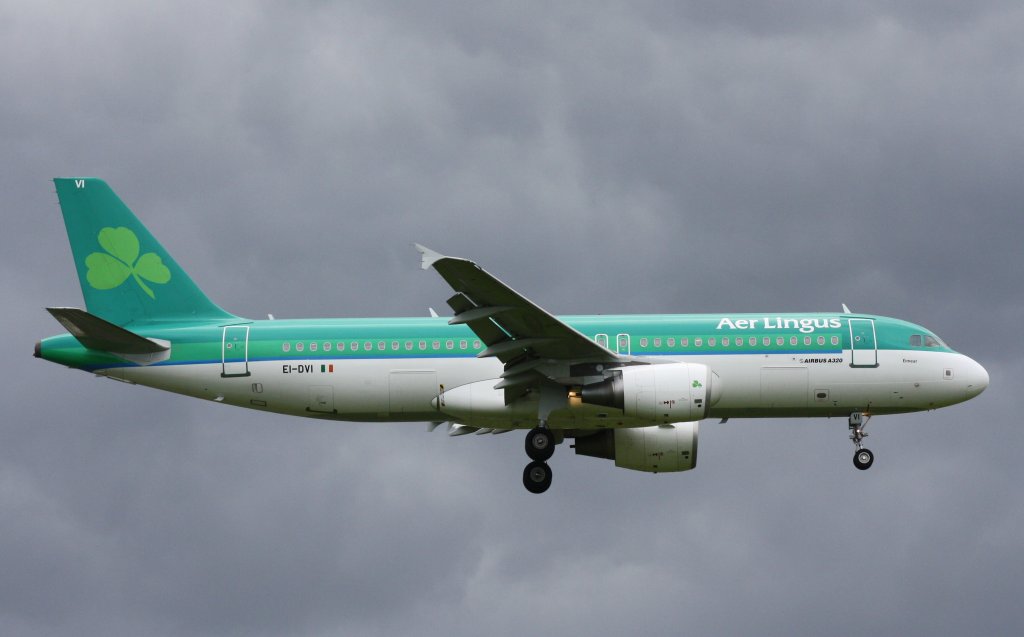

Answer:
[3,1,1022,635]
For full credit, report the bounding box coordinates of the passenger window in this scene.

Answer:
[337,342,345,351]
[667,337,676,347]
[681,337,689,347]
[789,336,797,346]
[377,341,386,351]
[419,340,427,350]
[831,336,839,346]
[351,341,359,351]
[391,341,399,351]
[432,340,440,350]
[310,342,318,352]
[654,337,662,347]
[405,341,413,351]
[817,336,825,345]
[708,337,716,347]
[749,336,757,346]
[776,336,784,346]
[722,337,730,347]
[460,340,467,350]
[446,340,454,350]
[763,337,770,346]
[324,342,332,352]
[473,340,481,349]
[296,342,304,352]
[695,337,703,347]
[282,342,291,352]
[803,336,811,346]
[363,342,372,351]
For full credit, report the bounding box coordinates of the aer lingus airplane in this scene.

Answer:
[37,178,989,493]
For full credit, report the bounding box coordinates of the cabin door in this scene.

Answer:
[222,326,250,377]
[849,319,878,368]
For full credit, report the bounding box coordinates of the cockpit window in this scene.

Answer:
[911,333,945,348]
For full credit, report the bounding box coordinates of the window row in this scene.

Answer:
[281,339,483,353]
[629,334,841,348]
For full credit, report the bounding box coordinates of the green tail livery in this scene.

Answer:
[37,178,989,494]
[54,178,234,326]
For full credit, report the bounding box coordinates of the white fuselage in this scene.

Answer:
[105,345,986,429]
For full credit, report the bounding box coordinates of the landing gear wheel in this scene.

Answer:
[523,461,552,494]
[853,448,874,470]
[525,427,555,461]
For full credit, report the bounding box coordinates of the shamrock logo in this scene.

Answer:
[691,380,703,388]
[85,227,171,299]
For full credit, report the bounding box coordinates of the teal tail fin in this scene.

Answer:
[53,178,237,326]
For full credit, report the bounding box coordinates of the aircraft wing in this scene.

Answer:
[416,245,620,396]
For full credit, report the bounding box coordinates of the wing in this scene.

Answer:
[416,245,622,399]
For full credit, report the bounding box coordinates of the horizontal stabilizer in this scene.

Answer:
[46,307,168,355]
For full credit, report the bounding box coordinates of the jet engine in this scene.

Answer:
[580,363,720,424]
[573,423,699,472]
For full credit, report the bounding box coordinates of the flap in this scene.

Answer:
[415,245,619,367]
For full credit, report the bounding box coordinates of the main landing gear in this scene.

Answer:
[849,412,874,470]
[523,426,555,494]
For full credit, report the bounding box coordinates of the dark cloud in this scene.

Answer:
[2,1,1022,635]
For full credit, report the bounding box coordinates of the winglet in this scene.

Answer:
[414,243,446,270]
[842,303,852,314]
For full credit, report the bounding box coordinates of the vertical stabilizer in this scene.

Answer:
[53,178,237,326]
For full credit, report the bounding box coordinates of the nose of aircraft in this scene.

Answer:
[964,356,989,399]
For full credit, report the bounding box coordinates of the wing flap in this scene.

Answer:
[416,245,617,365]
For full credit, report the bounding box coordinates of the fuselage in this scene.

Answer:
[38,312,989,429]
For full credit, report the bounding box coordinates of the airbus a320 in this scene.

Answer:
[37,179,989,493]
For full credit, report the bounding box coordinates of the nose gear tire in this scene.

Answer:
[853,448,874,470]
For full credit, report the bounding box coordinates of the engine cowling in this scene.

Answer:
[574,423,699,473]
[580,363,720,424]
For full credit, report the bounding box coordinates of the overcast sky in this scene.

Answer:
[3,1,1022,635]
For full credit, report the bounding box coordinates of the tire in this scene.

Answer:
[523,461,553,494]
[853,448,874,470]
[525,427,555,461]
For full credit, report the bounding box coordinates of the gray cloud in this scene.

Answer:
[2,1,1022,635]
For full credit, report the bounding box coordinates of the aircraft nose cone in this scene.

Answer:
[964,357,989,398]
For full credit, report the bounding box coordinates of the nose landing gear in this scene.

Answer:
[849,412,874,470]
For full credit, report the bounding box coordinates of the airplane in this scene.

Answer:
[36,178,990,493]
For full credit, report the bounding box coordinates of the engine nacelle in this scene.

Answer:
[580,363,720,424]
[574,423,699,473]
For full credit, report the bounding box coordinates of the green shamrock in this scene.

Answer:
[692,380,702,388]
[85,227,171,299]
